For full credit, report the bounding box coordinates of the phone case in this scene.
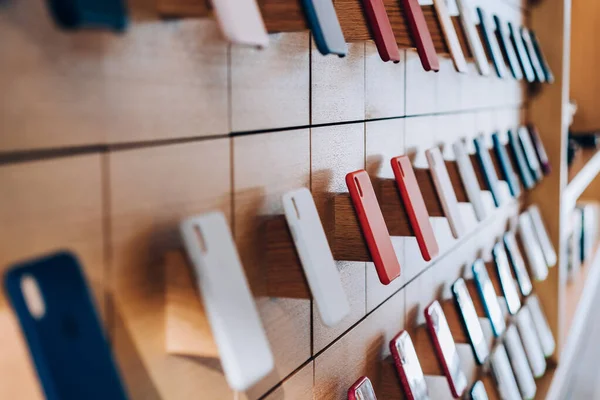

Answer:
[425,301,468,398]
[530,30,554,83]
[472,259,506,337]
[426,147,466,239]
[527,124,552,175]
[520,27,547,82]
[470,380,489,400]
[526,295,556,357]
[528,205,557,267]
[402,0,440,71]
[508,129,536,190]
[346,170,401,285]
[490,345,522,400]
[46,0,128,31]
[493,15,523,80]
[508,22,535,82]
[4,252,128,400]
[456,0,490,76]
[361,0,401,62]
[433,0,468,73]
[391,156,439,261]
[492,243,522,315]
[492,133,521,198]
[504,325,537,399]
[302,0,347,56]
[283,188,350,326]
[518,126,544,182]
[474,136,503,207]
[453,140,487,222]
[477,7,507,78]
[348,376,378,400]
[503,232,533,297]
[518,212,549,281]
[180,212,274,390]
[211,0,269,47]
[452,278,489,364]
[389,331,430,400]
[516,306,547,378]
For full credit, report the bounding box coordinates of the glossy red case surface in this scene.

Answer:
[401,0,440,71]
[391,156,439,261]
[346,170,401,285]
[361,0,401,62]
[348,376,378,400]
[389,330,429,400]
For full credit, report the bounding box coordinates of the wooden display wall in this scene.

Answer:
[0,0,529,398]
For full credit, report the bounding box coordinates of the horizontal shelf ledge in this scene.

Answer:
[564,149,600,208]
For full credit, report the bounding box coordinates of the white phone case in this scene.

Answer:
[456,0,490,76]
[282,188,350,327]
[504,325,536,400]
[528,205,557,267]
[503,232,533,297]
[180,212,274,391]
[453,139,488,222]
[453,278,489,364]
[516,306,547,378]
[211,0,269,47]
[490,345,522,400]
[518,126,544,181]
[526,295,556,357]
[433,0,468,73]
[518,212,549,281]
[492,243,521,316]
[427,147,466,239]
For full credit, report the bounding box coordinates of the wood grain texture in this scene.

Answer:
[109,140,234,400]
[0,155,104,400]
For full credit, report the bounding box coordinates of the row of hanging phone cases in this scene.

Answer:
[4,124,556,397]
[44,0,552,79]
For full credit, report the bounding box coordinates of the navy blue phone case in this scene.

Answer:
[302,0,347,56]
[508,130,535,190]
[472,261,506,337]
[4,251,128,400]
[477,7,506,79]
[474,137,502,207]
[46,0,128,31]
[492,133,521,198]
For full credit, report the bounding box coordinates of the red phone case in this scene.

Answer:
[361,0,401,62]
[389,330,427,400]
[348,376,378,400]
[401,0,440,71]
[527,124,551,175]
[346,170,401,285]
[391,156,439,261]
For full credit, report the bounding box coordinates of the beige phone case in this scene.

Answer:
[433,0,468,73]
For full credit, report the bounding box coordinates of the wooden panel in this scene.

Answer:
[109,140,233,400]
[231,32,309,132]
[261,361,314,400]
[0,0,229,151]
[233,130,311,398]
[0,155,104,400]
[311,42,365,124]
[311,124,367,353]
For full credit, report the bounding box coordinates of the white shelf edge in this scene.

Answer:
[546,248,600,400]
[564,151,600,209]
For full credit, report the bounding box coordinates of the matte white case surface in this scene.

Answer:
[456,0,490,76]
[453,140,487,222]
[282,188,350,326]
[516,306,547,377]
[470,380,489,400]
[503,232,533,297]
[504,325,536,400]
[180,212,274,391]
[490,345,522,400]
[211,0,269,47]
[427,147,466,239]
[492,243,521,315]
[518,212,549,281]
[526,295,556,357]
[433,0,468,73]
[473,260,506,337]
[453,278,489,364]
[527,204,557,267]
